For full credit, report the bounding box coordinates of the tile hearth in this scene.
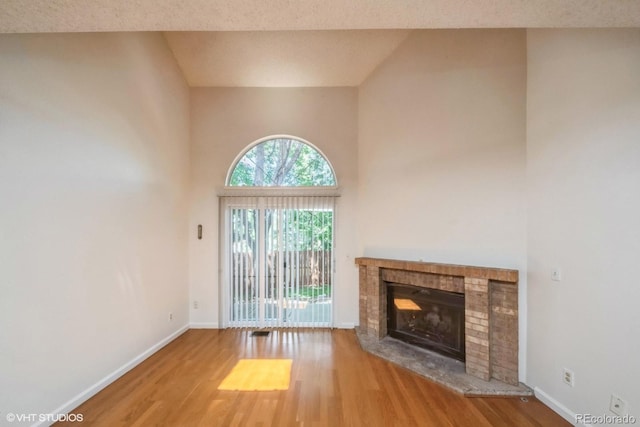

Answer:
[356,331,532,396]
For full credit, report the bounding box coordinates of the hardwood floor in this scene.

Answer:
[57,329,570,426]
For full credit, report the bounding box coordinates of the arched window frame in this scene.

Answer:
[224,135,339,190]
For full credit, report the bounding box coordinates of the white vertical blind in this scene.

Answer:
[221,195,335,328]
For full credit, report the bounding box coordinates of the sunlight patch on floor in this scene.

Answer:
[218,359,292,391]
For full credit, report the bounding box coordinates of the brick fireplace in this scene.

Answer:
[355,257,519,386]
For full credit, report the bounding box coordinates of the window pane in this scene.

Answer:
[229,138,336,186]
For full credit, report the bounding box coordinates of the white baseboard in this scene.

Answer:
[190,323,352,329]
[190,322,219,329]
[534,387,587,426]
[36,325,189,427]
[336,322,356,329]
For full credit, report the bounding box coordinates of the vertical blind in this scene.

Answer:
[221,195,336,328]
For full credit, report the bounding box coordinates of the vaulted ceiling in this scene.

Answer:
[163,30,410,87]
[2,0,639,87]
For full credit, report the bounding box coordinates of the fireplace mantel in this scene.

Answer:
[355,257,518,282]
[355,257,519,386]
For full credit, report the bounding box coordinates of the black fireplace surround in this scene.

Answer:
[387,282,465,361]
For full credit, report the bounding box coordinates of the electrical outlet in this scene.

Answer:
[562,368,574,387]
[610,394,627,416]
[552,267,562,281]
[169,313,173,321]
[194,300,199,309]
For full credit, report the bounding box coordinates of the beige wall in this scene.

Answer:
[527,28,640,421]
[0,33,190,416]
[358,29,528,378]
[189,87,359,328]
[4,26,638,424]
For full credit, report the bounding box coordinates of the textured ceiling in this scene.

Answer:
[164,31,410,87]
[1,0,640,33]
[2,0,639,87]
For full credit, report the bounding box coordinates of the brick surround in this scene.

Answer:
[356,257,519,386]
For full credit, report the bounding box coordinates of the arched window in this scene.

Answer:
[227,136,336,187]
[221,136,337,328]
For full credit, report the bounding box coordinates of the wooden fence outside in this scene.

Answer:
[231,250,332,296]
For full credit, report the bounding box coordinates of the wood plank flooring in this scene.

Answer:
[57,329,570,426]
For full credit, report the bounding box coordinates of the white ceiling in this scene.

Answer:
[2,0,639,87]
[164,30,410,87]
[1,0,639,32]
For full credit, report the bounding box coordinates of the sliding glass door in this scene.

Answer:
[224,196,334,328]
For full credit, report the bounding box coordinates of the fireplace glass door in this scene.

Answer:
[387,283,465,361]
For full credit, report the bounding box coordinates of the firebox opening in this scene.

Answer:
[387,282,465,362]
